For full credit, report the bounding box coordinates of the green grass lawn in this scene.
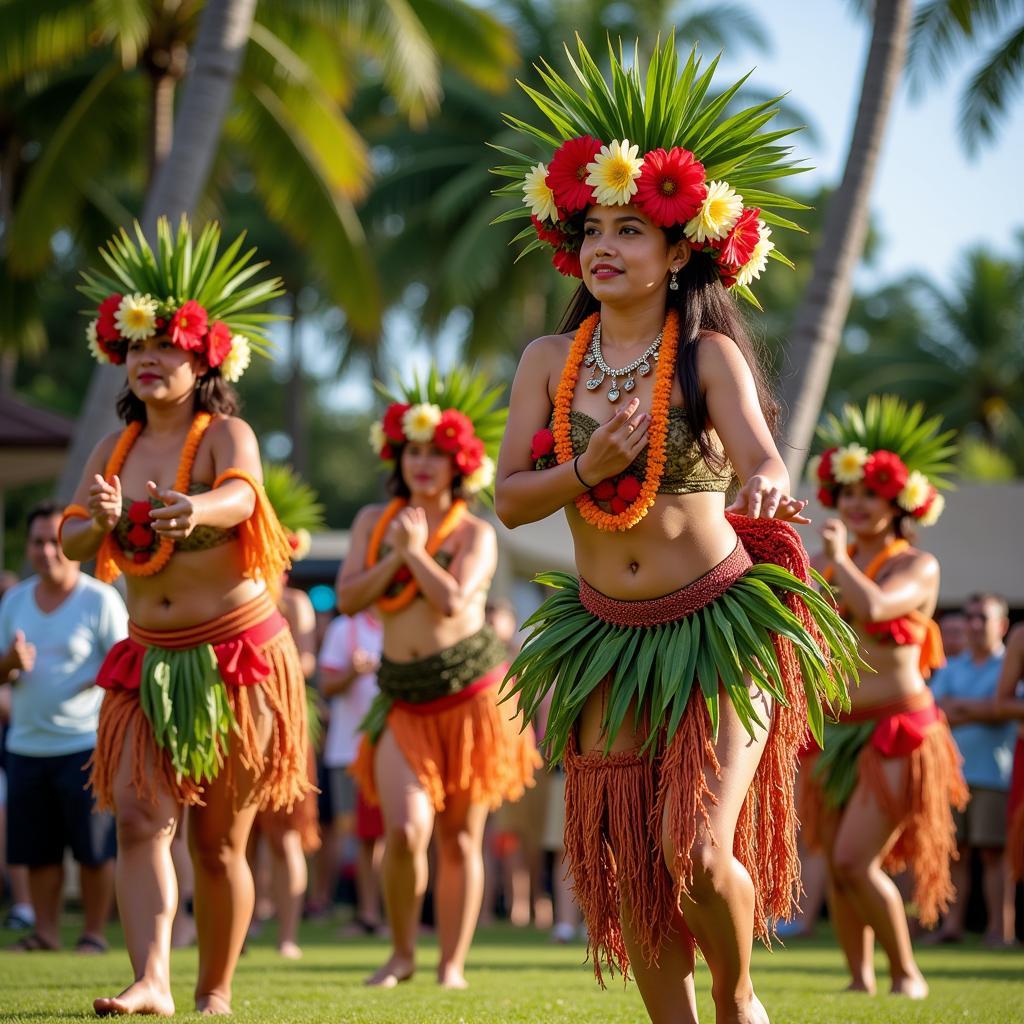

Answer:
[0,916,1020,1023]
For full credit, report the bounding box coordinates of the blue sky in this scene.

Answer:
[717,1,1024,286]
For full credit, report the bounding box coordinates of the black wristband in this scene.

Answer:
[573,455,594,490]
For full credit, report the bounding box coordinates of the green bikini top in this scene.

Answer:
[563,408,734,494]
[114,484,237,556]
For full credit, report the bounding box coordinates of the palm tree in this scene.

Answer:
[908,0,1024,154]
[777,0,913,480]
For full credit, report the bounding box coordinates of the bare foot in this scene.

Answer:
[278,941,303,960]
[735,993,770,1024]
[890,973,928,999]
[437,964,468,990]
[93,980,175,1017]
[195,992,232,1015]
[844,978,877,995]
[364,955,414,988]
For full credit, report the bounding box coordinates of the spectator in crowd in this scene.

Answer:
[939,611,969,661]
[931,594,1015,945]
[318,609,383,933]
[0,502,128,952]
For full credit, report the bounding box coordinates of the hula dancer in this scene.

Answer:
[339,370,539,989]
[250,465,326,959]
[493,38,859,1024]
[803,396,968,997]
[60,219,310,1016]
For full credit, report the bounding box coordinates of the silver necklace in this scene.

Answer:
[583,321,663,402]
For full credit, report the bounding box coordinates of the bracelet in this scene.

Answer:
[573,455,594,490]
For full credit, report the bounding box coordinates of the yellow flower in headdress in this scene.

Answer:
[219,335,251,383]
[402,403,443,443]
[115,293,159,341]
[684,180,742,243]
[522,163,559,222]
[832,443,870,484]
[585,140,644,206]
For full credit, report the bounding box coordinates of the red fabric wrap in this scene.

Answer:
[97,595,286,691]
[578,540,753,626]
[836,689,942,757]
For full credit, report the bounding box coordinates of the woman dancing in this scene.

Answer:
[339,371,539,989]
[802,396,967,997]
[60,218,309,1016]
[493,38,859,1024]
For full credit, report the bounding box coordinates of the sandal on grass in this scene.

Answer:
[75,934,109,954]
[8,931,59,952]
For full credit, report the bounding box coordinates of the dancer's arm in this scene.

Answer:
[401,514,497,617]
[819,518,939,623]
[61,433,122,561]
[147,417,260,539]
[496,335,650,528]
[336,506,405,614]
[702,332,809,524]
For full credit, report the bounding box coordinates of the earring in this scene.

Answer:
[669,270,679,291]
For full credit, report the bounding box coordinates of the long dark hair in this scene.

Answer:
[387,443,467,501]
[117,370,241,424]
[556,243,778,472]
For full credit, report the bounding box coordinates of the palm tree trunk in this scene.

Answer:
[779,0,913,480]
[286,295,308,476]
[148,72,177,182]
[56,0,258,501]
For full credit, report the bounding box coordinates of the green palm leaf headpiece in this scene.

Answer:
[78,216,285,382]
[261,463,326,562]
[490,34,809,305]
[811,395,957,526]
[371,365,507,502]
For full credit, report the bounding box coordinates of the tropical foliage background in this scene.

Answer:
[1,0,1021,566]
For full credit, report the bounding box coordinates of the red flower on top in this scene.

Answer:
[717,207,761,270]
[591,479,617,502]
[818,448,837,483]
[126,524,155,550]
[434,409,475,454]
[382,402,411,443]
[633,147,707,227]
[455,436,485,476]
[552,247,582,278]
[546,135,601,213]
[127,501,152,525]
[169,300,209,351]
[97,294,123,343]
[531,215,566,248]
[862,450,908,501]
[912,487,937,519]
[206,320,233,368]
[616,475,642,502]
[531,428,555,461]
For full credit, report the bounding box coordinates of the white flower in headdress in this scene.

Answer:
[918,492,945,527]
[114,293,159,341]
[219,334,251,382]
[832,443,870,484]
[734,222,774,287]
[86,319,109,364]
[684,180,742,243]
[522,163,559,223]
[585,139,644,206]
[897,471,931,513]
[369,420,387,455]
[805,453,822,484]
[402,403,443,443]
[463,455,495,494]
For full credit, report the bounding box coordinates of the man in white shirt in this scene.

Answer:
[318,610,382,930]
[0,502,128,952]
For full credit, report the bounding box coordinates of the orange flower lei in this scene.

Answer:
[365,497,467,613]
[97,413,213,578]
[552,309,679,531]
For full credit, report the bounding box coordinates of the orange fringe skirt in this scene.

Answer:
[89,591,312,814]
[800,690,968,927]
[351,665,540,813]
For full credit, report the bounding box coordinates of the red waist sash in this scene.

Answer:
[98,592,286,691]
[839,690,944,758]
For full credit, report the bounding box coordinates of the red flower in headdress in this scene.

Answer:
[633,148,707,227]
[552,247,582,278]
[169,300,209,351]
[818,448,836,483]
[546,135,602,213]
[382,403,411,443]
[97,294,123,343]
[434,410,475,454]
[455,436,485,475]
[817,486,836,508]
[717,207,761,269]
[531,215,567,248]
[206,320,233,368]
[863,450,908,501]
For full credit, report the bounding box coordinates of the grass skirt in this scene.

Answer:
[800,690,968,927]
[504,516,860,983]
[89,591,312,813]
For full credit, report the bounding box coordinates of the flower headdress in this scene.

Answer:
[491,35,808,304]
[261,463,326,563]
[79,216,285,382]
[370,366,507,500]
[810,396,957,527]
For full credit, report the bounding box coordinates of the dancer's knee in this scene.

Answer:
[687,841,739,901]
[830,846,869,889]
[190,829,246,878]
[436,826,477,866]
[116,798,175,848]
[385,821,430,859]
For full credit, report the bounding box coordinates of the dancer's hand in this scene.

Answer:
[87,474,122,532]
[147,481,198,539]
[577,397,649,484]
[727,475,810,524]
[388,506,429,552]
[819,518,848,561]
